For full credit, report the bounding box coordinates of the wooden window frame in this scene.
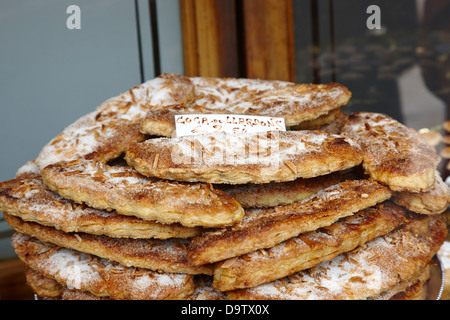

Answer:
[180,0,295,82]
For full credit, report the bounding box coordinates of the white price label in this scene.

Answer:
[174,114,286,137]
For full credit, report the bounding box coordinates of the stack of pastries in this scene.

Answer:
[0,73,448,300]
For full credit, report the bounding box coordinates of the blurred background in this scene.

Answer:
[0,0,449,297]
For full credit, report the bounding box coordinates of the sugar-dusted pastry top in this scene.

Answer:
[228,214,447,300]
[213,202,408,291]
[41,159,244,227]
[0,177,201,239]
[125,130,363,184]
[188,179,392,266]
[35,74,351,169]
[341,112,440,192]
[12,233,195,300]
[34,74,199,170]
[140,76,351,137]
[5,214,212,275]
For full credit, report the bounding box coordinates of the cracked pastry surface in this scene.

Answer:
[187,179,392,266]
[341,112,440,192]
[41,160,244,228]
[125,130,363,184]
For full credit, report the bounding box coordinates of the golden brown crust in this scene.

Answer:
[392,171,450,215]
[5,214,212,275]
[188,180,392,266]
[25,267,112,300]
[34,74,350,169]
[41,160,244,228]
[140,77,351,137]
[0,177,201,239]
[125,130,363,184]
[227,214,447,300]
[387,276,429,300]
[25,266,64,298]
[5,73,445,301]
[213,202,407,291]
[218,168,358,208]
[28,271,227,300]
[341,112,440,192]
[289,108,343,130]
[369,266,430,300]
[12,233,195,300]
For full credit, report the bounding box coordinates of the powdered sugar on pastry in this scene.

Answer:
[190,77,346,116]
[0,177,201,239]
[35,74,195,170]
[187,179,392,266]
[12,233,194,300]
[40,160,244,228]
[5,214,212,275]
[15,159,41,179]
[342,112,440,192]
[125,130,363,184]
[213,202,407,291]
[140,76,351,137]
[228,214,446,300]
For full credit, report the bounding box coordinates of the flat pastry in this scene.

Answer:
[218,168,358,208]
[25,267,110,300]
[27,269,227,300]
[5,72,444,301]
[392,171,450,215]
[140,76,351,137]
[34,74,196,170]
[227,214,446,300]
[26,264,430,301]
[41,160,244,228]
[188,179,392,266]
[25,266,64,298]
[370,267,430,300]
[125,130,363,184]
[341,112,440,192]
[388,279,429,300]
[0,177,201,239]
[12,233,195,300]
[213,202,407,291]
[5,214,213,275]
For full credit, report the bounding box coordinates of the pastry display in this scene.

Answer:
[0,73,448,300]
